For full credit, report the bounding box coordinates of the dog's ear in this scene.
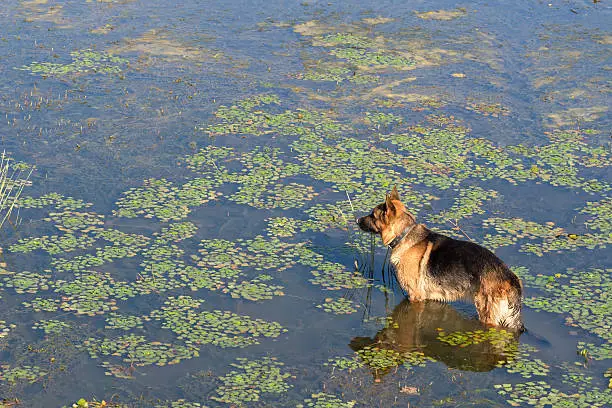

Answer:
[385,193,396,214]
[389,185,400,201]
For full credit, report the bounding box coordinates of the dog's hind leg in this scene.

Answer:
[475,277,524,331]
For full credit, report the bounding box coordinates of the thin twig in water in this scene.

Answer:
[345,190,355,214]
[447,219,473,241]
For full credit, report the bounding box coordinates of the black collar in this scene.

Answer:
[387,224,416,249]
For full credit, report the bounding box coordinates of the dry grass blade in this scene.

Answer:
[0,151,33,229]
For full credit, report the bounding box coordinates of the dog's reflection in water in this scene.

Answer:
[350,300,521,379]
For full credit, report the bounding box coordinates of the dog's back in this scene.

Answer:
[425,232,524,330]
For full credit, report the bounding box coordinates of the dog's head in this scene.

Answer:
[357,186,416,245]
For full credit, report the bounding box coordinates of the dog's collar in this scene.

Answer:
[387,224,416,249]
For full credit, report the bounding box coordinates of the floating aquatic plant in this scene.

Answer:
[9,234,97,255]
[577,342,612,361]
[2,270,50,294]
[223,275,285,301]
[114,178,220,221]
[500,344,550,379]
[149,296,286,348]
[482,216,610,255]
[415,8,467,20]
[265,216,300,238]
[211,357,292,405]
[104,313,144,331]
[0,364,47,384]
[84,334,198,371]
[22,297,61,312]
[44,211,105,233]
[299,393,357,408]
[513,267,611,342]
[316,297,359,314]
[356,346,405,373]
[18,193,92,211]
[32,319,71,335]
[428,187,499,225]
[436,327,516,349]
[18,49,128,77]
[494,380,612,407]
[310,262,369,290]
[0,320,16,339]
[324,356,364,372]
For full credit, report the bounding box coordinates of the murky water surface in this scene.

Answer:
[0,0,610,406]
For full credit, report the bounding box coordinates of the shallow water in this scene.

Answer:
[0,0,610,407]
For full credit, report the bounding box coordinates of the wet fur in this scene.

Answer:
[357,187,524,331]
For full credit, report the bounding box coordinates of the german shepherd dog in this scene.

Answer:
[357,187,524,331]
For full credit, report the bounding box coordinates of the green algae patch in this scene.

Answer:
[18,49,128,77]
[149,296,286,348]
[212,357,292,405]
